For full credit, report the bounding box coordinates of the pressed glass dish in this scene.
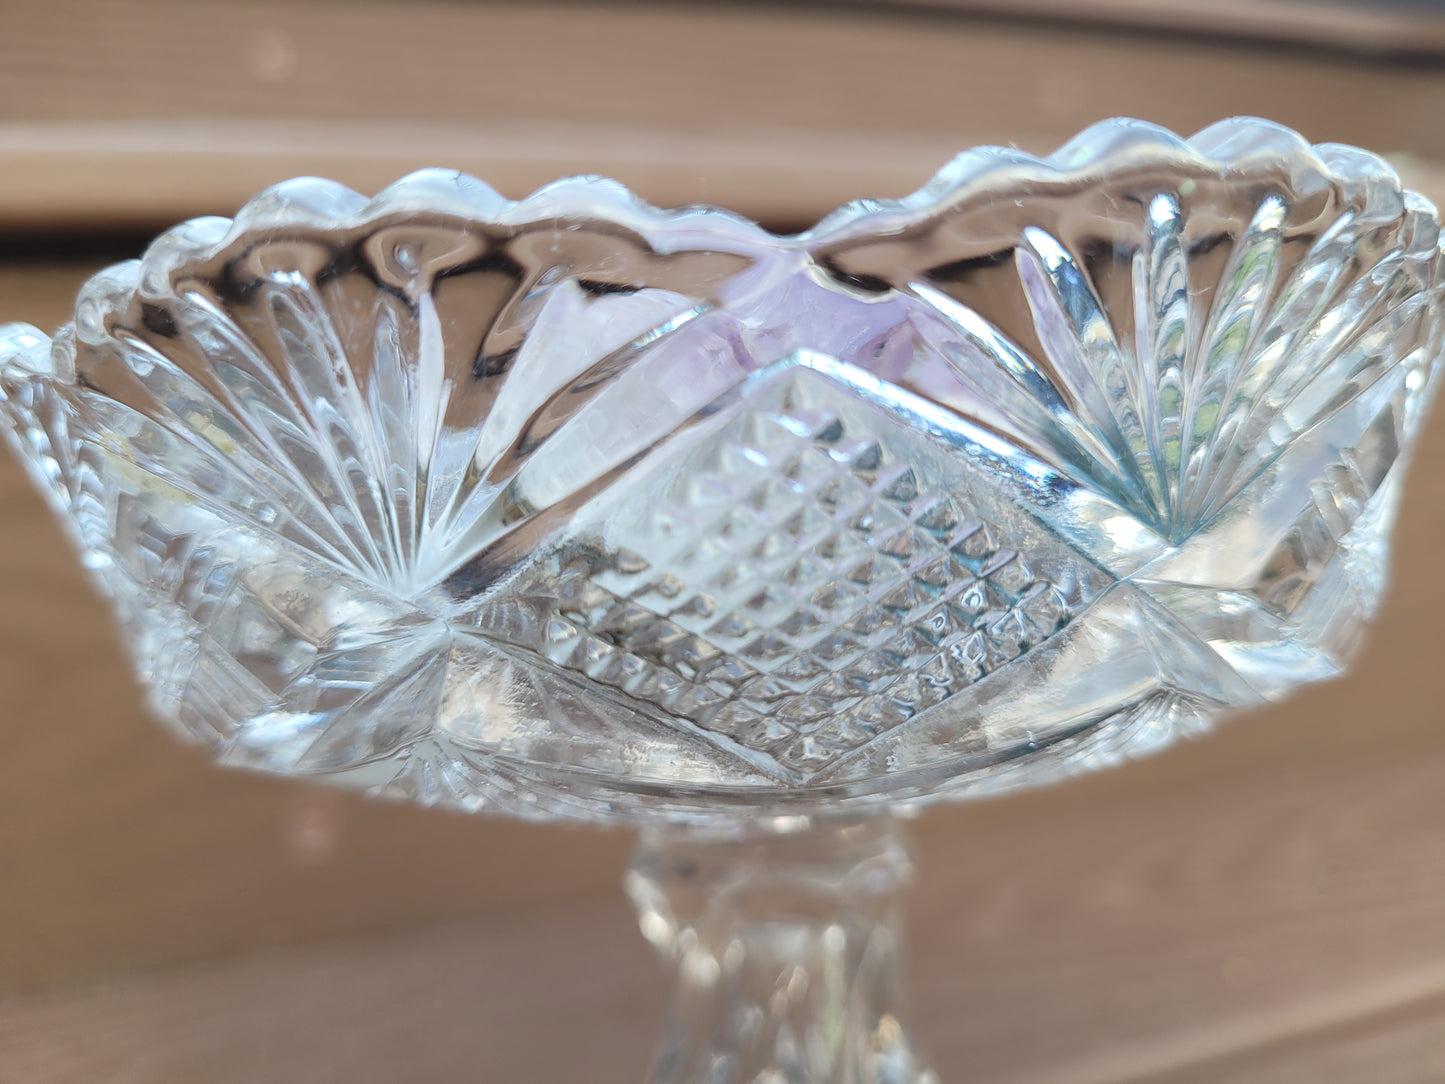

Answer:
[1,117,1440,1082]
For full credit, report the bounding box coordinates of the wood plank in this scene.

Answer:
[1135,989,1445,1083]
[908,747,1445,1082]
[0,119,969,234]
[1,733,1443,1082]
[864,0,1445,55]
[1,119,1439,240]
[2,0,1445,231]
[0,900,663,1084]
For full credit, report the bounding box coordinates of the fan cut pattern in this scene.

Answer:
[0,118,1440,823]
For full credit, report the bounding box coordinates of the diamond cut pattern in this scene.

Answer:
[479,380,1094,772]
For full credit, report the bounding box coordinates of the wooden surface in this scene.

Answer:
[2,1,1445,231]
[1,1,1444,1081]
[869,0,1445,55]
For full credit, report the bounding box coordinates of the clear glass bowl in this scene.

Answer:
[1,117,1440,827]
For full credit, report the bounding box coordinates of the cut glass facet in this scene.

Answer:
[1,117,1440,824]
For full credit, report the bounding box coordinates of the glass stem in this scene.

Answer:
[626,816,938,1084]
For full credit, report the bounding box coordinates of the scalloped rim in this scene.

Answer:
[0,116,1436,360]
[41,116,1434,334]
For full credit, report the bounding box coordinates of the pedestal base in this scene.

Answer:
[626,818,937,1084]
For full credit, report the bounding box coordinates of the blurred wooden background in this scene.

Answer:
[1,2,1444,1081]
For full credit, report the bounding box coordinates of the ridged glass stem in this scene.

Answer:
[626,817,937,1084]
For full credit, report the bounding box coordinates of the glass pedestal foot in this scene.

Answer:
[626,818,937,1084]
